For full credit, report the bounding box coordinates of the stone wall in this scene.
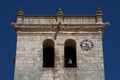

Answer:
[14,31,104,80]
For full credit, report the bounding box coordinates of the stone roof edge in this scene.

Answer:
[12,23,106,32]
[13,23,107,26]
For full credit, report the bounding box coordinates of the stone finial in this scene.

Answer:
[16,7,24,17]
[96,8,103,23]
[57,8,63,16]
[96,7,103,16]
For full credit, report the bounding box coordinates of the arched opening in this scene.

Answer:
[64,39,77,67]
[43,39,54,68]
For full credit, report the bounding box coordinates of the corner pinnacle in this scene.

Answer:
[96,7,103,16]
[16,7,24,17]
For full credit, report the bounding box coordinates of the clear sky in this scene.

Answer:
[0,0,119,80]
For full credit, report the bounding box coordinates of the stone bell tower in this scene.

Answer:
[12,8,109,80]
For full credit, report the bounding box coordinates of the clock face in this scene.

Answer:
[80,39,94,51]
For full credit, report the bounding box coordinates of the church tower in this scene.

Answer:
[12,8,109,80]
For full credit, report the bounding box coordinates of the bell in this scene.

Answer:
[68,58,72,64]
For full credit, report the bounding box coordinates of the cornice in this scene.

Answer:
[13,23,105,32]
[14,23,106,26]
[16,31,103,36]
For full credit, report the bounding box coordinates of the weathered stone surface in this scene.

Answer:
[13,8,108,80]
[14,33,105,80]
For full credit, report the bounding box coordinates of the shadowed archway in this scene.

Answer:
[43,39,54,68]
[64,39,77,67]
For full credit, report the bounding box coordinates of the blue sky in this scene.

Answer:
[0,0,119,80]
